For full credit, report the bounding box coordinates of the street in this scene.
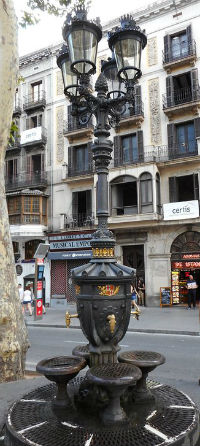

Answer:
[26,326,200,408]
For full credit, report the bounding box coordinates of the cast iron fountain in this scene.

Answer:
[4,7,200,446]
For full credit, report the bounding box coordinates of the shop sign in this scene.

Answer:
[21,127,42,144]
[182,254,200,259]
[172,261,200,269]
[48,250,92,260]
[36,299,43,317]
[163,200,199,220]
[49,233,93,241]
[50,240,91,250]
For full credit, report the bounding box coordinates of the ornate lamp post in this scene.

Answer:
[4,8,200,446]
[57,7,147,367]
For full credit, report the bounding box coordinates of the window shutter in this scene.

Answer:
[113,135,122,167]
[86,190,92,215]
[166,76,174,107]
[194,118,200,139]
[193,173,199,200]
[26,118,30,130]
[67,105,77,131]
[68,146,73,175]
[26,156,32,174]
[167,123,176,157]
[41,153,45,172]
[72,192,78,218]
[186,25,192,53]
[5,160,8,177]
[164,34,171,63]
[87,141,93,172]
[134,85,142,115]
[14,159,18,176]
[191,69,198,100]
[169,176,177,202]
[137,130,144,162]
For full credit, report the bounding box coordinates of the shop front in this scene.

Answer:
[170,231,200,305]
[48,230,93,307]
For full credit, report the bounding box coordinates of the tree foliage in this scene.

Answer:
[19,0,91,27]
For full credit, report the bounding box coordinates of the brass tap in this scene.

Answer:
[107,314,116,334]
[65,311,79,328]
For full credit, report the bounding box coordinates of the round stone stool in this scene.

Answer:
[72,344,90,366]
[87,363,142,424]
[36,356,86,407]
[118,351,165,402]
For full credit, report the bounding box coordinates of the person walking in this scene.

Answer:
[138,279,145,306]
[186,274,197,309]
[22,286,33,316]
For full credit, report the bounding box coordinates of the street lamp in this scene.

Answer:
[57,5,147,367]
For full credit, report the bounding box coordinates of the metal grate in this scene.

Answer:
[5,381,199,446]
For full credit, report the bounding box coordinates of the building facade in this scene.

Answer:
[6,0,200,306]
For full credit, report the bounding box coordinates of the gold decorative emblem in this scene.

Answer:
[75,285,81,295]
[97,285,120,296]
[92,248,114,258]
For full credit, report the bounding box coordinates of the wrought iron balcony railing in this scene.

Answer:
[5,171,47,191]
[65,213,95,229]
[23,90,46,111]
[119,98,144,121]
[163,86,200,109]
[113,144,198,167]
[63,119,94,134]
[68,162,94,177]
[13,98,22,116]
[163,40,196,65]
[7,136,21,151]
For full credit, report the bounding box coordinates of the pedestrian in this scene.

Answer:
[138,279,145,306]
[131,284,139,308]
[186,274,197,309]
[22,286,33,316]
[18,284,24,309]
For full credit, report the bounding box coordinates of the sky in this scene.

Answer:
[14,0,152,56]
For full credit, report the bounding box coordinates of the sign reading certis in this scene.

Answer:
[21,126,42,145]
[163,200,199,220]
[50,240,91,250]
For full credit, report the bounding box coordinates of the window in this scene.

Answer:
[75,145,88,172]
[25,239,43,260]
[5,159,18,183]
[166,69,199,108]
[26,114,42,129]
[169,174,199,202]
[111,175,138,216]
[114,131,144,167]
[72,190,92,226]
[31,81,42,102]
[176,122,196,153]
[171,32,188,60]
[122,134,138,163]
[140,173,153,213]
[68,143,92,176]
[7,195,47,225]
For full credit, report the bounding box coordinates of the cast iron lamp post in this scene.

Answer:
[57,6,147,367]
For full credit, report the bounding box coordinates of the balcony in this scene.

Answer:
[7,136,21,152]
[13,99,22,117]
[23,91,46,112]
[65,213,95,230]
[143,145,198,164]
[68,163,94,179]
[5,171,47,192]
[163,40,196,73]
[163,86,200,119]
[20,126,47,148]
[63,120,94,144]
[116,98,144,132]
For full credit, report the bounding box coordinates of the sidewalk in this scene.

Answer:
[26,304,200,336]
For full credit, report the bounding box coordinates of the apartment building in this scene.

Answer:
[6,0,200,306]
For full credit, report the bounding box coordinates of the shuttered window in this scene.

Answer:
[113,130,144,166]
[169,174,199,202]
